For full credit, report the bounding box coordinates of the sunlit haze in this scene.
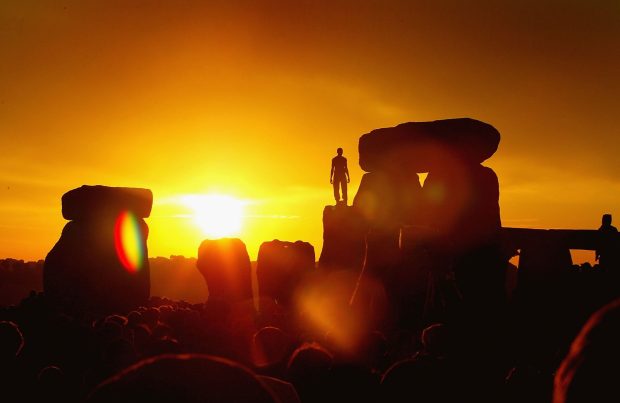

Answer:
[1,1,618,262]
[181,194,246,238]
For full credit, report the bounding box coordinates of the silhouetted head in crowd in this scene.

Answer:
[127,311,144,327]
[251,326,291,369]
[358,330,388,370]
[95,319,124,346]
[132,324,152,355]
[287,342,333,379]
[421,323,450,358]
[106,314,128,327]
[328,363,380,403]
[37,366,69,402]
[88,354,277,403]
[554,298,620,403]
[381,355,457,403]
[149,337,180,356]
[602,214,612,227]
[337,147,343,156]
[102,339,138,374]
[152,323,173,340]
[286,342,333,403]
[142,307,160,328]
[0,321,24,361]
[506,365,552,403]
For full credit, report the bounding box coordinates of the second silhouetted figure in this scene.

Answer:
[596,213,619,269]
[330,147,350,205]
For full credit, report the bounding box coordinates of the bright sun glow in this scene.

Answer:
[181,194,245,238]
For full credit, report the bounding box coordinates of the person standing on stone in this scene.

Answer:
[330,147,350,205]
[596,214,619,268]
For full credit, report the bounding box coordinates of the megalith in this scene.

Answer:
[256,240,315,306]
[318,205,367,272]
[197,238,253,304]
[44,185,152,313]
[355,118,504,315]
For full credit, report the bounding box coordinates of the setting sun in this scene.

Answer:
[181,194,246,238]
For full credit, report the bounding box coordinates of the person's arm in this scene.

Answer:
[345,159,350,183]
[330,159,335,184]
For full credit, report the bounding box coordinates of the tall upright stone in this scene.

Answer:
[422,163,501,251]
[318,205,367,272]
[257,240,315,307]
[197,238,253,304]
[44,185,152,313]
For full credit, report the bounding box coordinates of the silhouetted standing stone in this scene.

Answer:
[422,164,504,308]
[422,164,501,251]
[354,172,422,228]
[197,238,253,304]
[257,240,315,306]
[44,185,152,313]
[318,205,367,272]
[354,171,421,280]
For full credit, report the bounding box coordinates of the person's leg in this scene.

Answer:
[342,179,348,204]
[333,179,340,202]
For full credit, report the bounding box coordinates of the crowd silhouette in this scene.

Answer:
[2,212,618,402]
[2,253,619,402]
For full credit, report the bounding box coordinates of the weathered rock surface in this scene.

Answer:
[359,118,500,173]
[257,240,315,306]
[62,185,153,220]
[197,238,253,304]
[422,164,501,250]
[318,205,367,271]
[354,171,422,227]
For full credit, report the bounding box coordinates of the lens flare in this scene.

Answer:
[294,271,379,354]
[114,211,144,273]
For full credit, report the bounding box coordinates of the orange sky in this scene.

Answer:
[1,1,618,262]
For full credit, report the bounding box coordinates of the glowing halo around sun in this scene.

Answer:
[114,211,144,273]
[181,194,246,238]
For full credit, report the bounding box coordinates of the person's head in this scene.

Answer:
[286,342,333,383]
[602,214,612,226]
[251,326,291,368]
[554,298,620,403]
[36,366,69,402]
[337,148,343,156]
[0,321,24,360]
[381,356,456,403]
[421,323,450,357]
[286,343,333,403]
[127,311,144,328]
[87,354,277,403]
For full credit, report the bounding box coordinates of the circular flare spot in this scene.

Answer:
[114,211,144,273]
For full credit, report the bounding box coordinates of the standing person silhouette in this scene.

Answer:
[330,148,350,205]
[596,214,619,268]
